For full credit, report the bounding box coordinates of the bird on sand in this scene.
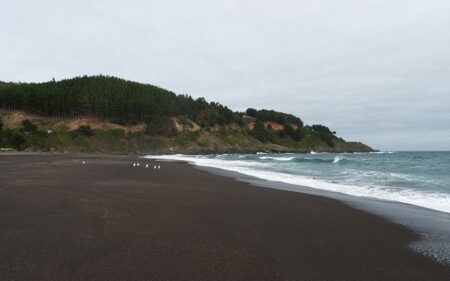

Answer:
[157,165,161,170]
[82,161,86,165]
[133,163,136,167]
[145,164,149,169]
[137,163,140,167]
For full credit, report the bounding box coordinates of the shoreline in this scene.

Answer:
[146,153,450,214]
[147,153,450,265]
[1,153,449,280]
[0,147,379,156]
[187,163,450,265]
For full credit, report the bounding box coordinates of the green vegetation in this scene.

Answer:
[145,116,177,137]
[21,119,38,133]
[310,124,336,147]
[246,108,303,126]
[0,75,237,126]
[250,120,272,142]
[0,117,27,150]
[281,124,302,141]
[71,125,94,137]
[0,76,374,153]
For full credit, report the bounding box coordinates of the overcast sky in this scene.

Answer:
[1,0,449,150]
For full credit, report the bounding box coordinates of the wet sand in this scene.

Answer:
[0,153,448,280]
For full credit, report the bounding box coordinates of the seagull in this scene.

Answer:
[82,161,86,165]
[133,163,136,167]
[137,163,140,167]
[153,165,157,170]
[145,164,149,169]
[157,165,161,170]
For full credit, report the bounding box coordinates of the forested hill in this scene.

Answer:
[0,75,236,125]
[0,75,374,153]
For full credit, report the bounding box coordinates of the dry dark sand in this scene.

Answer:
[0,153,449,281]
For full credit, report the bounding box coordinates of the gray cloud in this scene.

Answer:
[1,0,450,150]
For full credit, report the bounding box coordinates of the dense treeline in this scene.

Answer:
[0,75,347,150]
[0,75,240,126]
[245,108,303,127]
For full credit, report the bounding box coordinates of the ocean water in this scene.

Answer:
[147,151,450,214]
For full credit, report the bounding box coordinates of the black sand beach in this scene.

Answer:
[0,154,448,281]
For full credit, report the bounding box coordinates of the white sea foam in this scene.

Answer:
[259,156,295,161]
[146,154,450,214]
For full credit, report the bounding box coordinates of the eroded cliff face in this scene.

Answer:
[1,109,375,155]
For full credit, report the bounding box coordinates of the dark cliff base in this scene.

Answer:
[1,153,445,281]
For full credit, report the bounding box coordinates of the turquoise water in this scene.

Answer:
[149,152,450,213]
